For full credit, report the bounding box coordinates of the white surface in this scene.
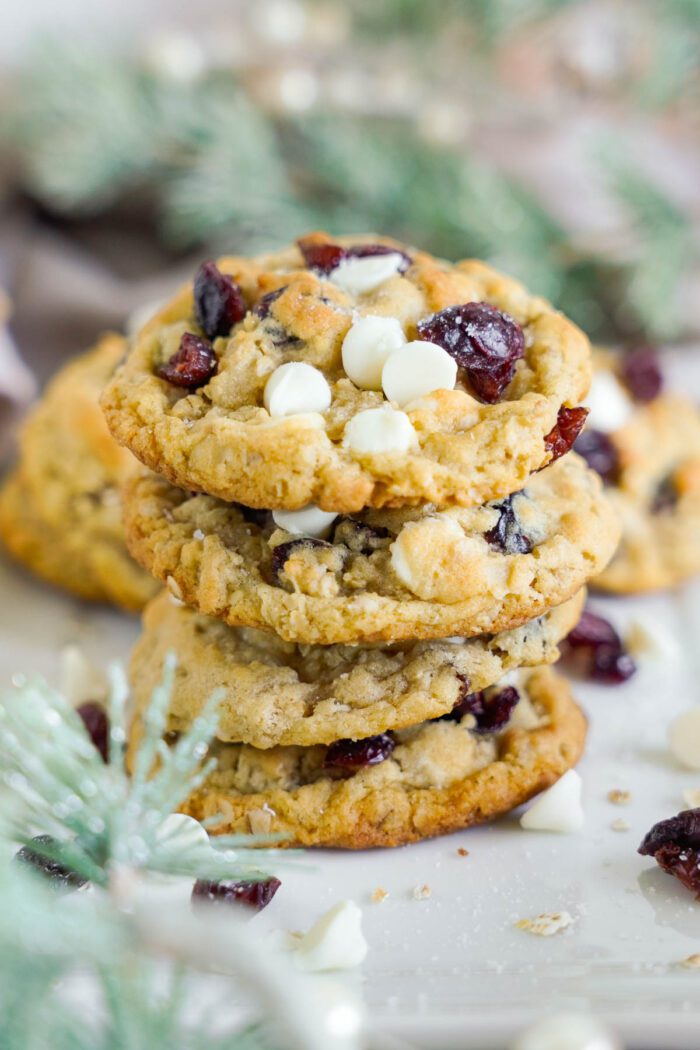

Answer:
[2,553,700,1049]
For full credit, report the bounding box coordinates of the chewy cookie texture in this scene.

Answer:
[0,336,158,612]
[107,232,603,849]
[102,232,592,512]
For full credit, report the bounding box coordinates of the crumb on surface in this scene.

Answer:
[457,847,469,857]
[371,886,389,904]
[515,911,574,937]
[608,789,631,805]
[677,954,700,970]
[412,884,432,901]
[610,818,630,832]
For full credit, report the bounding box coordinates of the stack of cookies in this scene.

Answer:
[103,233,621,848]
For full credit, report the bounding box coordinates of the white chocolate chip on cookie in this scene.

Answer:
[264,361,331,417]
[382,340,457,407]
[343,406,417,455]
[342,315,406,389]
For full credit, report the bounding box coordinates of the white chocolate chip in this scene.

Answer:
[584,370,633,433]
[683,787,700,808]
[59,646,109,708]
[156,812,210,851]
[382,340,457,407]
[341,314,406,389]
[272,504,338,538]
[329,253,406,295]
[520,770,584,833]
[512,1012,621,1050]
[390,515,491,603]
[293,900,367,971]
[343,406,417,455]
[669,709,700,770]
[264,361,331,417]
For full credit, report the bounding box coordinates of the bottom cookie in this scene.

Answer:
[129,665,586,849]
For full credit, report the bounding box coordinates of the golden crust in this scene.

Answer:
[130,589,584,748]
[0,336,158,612]
[128,666,587,850]
[102,234,591,512]
[122,453,619,644]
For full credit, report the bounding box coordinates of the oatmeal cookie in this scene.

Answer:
[576,354,700,592]
[123,453,619,644]
[0,336,158,611]
[102,233,591,512]
[129,666,586,849]
[130,588,584,748]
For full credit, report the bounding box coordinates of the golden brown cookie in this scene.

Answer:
[123,453,619,644]
[129,666,587,849]
[576,356,700,592]
[102,233,591,512]
[0,336,158,612]
[130,588,584,748]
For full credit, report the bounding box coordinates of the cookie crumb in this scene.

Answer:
[248,805,275,835]
[607,789,631,805]
[412,884,432,901]
[610,818,630,832]
[515,911,574,937]
[165,575,184,602]
[371,887,389,904]
[677,953,700,970]
[457,847,469,857]
[683,788,700,809]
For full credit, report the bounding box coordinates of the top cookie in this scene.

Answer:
[102,233,591,512]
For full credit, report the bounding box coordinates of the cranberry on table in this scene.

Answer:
[484,494,532,554]
[417,302,525,404]
[14,835,88,891]
[157,333,218,389]
[324,733,396,770]
[76,701,109,762]
[192,876,282,912]
[543,406,589,464]
[563,610,636,684]
[639,809,700,897]
[194,261,246,339]
[573,429,620,485]
[620,347,663,403]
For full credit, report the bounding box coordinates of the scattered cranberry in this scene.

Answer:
[639,809,700,897]
[484,494,532,554]
[543,406,589,464]
[157,333,218,389]
[562,610,636,684]
[271,538,331,582]
[417,302,525,403]
[192,876,282,912]
[332,517,390,554]
[194,261,246,340]
[573,428,620,485]
[76,702,109,762]
[443,680,519,733]
[620,347,663,403]
[253,286,286,320]
[297,237,411,275]
[652,473,679,514]
[14,835,87,891]
[324,733,395,770]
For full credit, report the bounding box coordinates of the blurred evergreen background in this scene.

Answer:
[0,0,698,356]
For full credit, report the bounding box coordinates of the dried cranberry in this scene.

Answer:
[271,538,330,582]
[417,302,525,403]
[236,503,272,529]
[192,876,281,912]
[652,473,679,514]
[444,680,519,733]
[157,333,218,389]
[297,237,411,276]
[324,733,395,770]
[332,517,390,554]
[484,494,532,554]
[76,702,109,762]
[563,610,636,684]
[14,835,87,891]
[573,429,620,485]
[620,347,663,403]
[194,261,246,339]
[639,809,700,897]
[543,406,589,464]
[253,286,286,320]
